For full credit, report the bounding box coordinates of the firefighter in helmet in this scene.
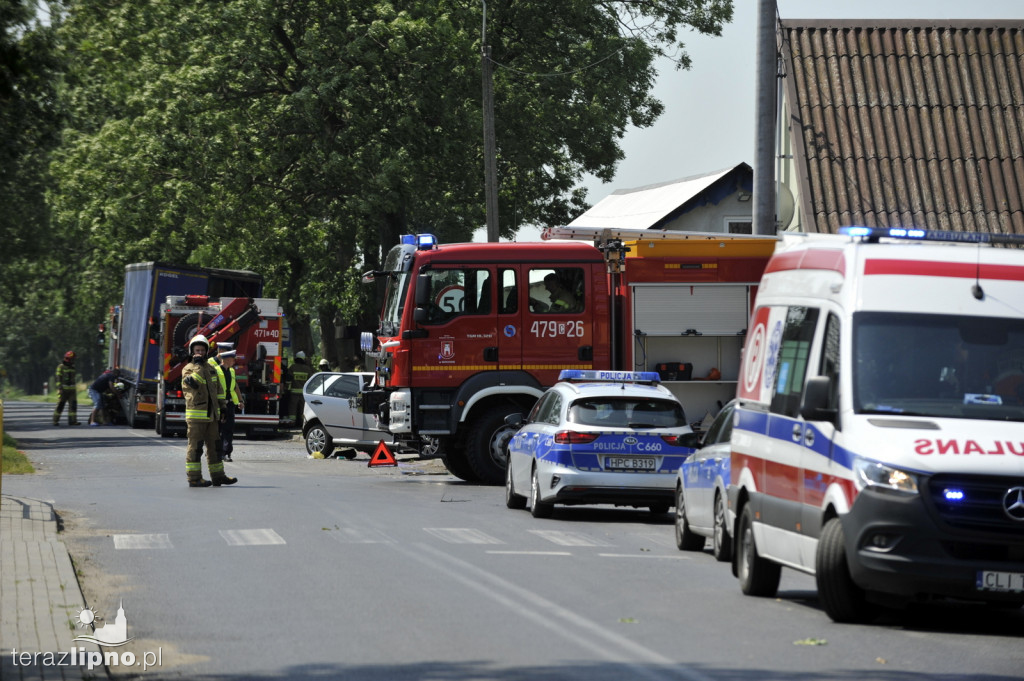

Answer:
[289,350,310,426]
[53,350,81,426]
[181,335,237,487]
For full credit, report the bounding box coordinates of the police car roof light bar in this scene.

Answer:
[839,226,1024,246]
[558,369,660,384]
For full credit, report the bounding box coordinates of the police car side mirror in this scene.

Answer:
[679,431,702,449]
[505,413,524,428]
[800,376,838,425]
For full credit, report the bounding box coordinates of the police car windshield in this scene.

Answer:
[568,398,687,429]
[854,312,1024,421]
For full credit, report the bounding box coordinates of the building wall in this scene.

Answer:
[662,194,754,233]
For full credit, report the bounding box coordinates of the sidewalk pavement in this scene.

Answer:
[1,495,106,681]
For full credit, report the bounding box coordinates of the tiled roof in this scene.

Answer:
[779,20,1024,234]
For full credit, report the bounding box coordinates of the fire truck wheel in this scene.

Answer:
[172,313,204,349]
[465,405,518,485]
[303,420,335,458]
[737,504,781,597]
[440,447,479,482]
[816,517,876,623]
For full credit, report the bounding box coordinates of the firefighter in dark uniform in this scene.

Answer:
[53,350,81,426]
[289,351,310,426]
[181,335,237,488]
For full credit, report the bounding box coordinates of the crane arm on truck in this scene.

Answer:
[164,297,261,383]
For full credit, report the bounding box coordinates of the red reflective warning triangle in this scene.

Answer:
[368,440,398,467]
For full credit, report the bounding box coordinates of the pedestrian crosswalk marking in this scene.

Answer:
[113,534,173,550]
[424,527,504,544]
[219,529,286,546]
[528,530,614,547]
[327,527,396,544]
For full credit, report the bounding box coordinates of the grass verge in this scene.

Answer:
[2,430,35,474]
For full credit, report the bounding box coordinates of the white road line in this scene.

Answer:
[327,527,396,544]
[219,529,286,546]
[397,541,716,681]
[423,527,504,544]
[598,553,692,560]
[485,550,572,556]
[112,534,173,550]
[528,529,614,547]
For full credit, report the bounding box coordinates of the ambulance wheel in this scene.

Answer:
[465,404,518,485]
[505,459,527,509]
[712,491,733,562]
[440,446,479,482]
[675,484,705,551]
[303,420,334,458]
[530,466,553,519]
[816,517,875,623]
[738,504,781,596]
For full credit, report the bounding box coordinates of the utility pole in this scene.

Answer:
[481,2,500,242]
[753,0,777,235]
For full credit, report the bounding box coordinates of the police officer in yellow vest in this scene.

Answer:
[53,350,81,426]
[219,347,242,461]
[289,351,310,426]
[181,335,237,488]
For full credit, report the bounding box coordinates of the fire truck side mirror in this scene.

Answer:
[414,307,428,324]
[415,274,431,306]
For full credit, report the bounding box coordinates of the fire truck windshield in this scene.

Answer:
[379,244,417,336]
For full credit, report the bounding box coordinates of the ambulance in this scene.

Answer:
[730,226,1024,622]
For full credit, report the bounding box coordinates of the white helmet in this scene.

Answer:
[296,351,306,359]
[190,334,210,352]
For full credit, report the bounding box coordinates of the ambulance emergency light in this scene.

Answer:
[840,226,1024,246]
[559,369,661,383]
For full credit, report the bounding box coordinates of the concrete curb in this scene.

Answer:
[1,495,106,680]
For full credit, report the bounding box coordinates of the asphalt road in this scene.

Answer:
[3,401,1022,681]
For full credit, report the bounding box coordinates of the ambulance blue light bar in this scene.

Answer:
[839,226,1024,246]
[400,233,438,250]
[558,370,661,383]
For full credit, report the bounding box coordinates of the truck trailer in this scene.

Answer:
[107,262,264,428]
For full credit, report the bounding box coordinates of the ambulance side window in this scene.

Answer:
[770,306,820,417]
[819,313,841,411]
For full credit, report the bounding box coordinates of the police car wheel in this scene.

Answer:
[712,491,733,562]
[675,484,705,551]
[737,504,781,597]
[816,517,875,623]
[505,460,527,510]
[529,466,553,519]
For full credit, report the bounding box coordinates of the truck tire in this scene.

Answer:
[156,410,173,438]
[737,504,781,597]
[675,484,705,551]
[172,313,204,349]
[440,446,479,482]
[465,403,519,485]
[816,517,875,623]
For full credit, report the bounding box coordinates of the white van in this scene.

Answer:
[730,227,1024,622]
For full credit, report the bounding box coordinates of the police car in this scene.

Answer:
[505,370,698,518]
[675,399,736,561]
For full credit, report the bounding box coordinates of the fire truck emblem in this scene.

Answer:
[440,341,455,361]
[504,325,516,338]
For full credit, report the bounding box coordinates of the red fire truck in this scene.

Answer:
[360,228,775,484]
[155,294,285,438]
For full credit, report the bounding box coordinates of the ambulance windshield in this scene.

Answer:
[853,312,1024,421]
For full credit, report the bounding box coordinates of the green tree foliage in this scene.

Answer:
[36,0,732,383]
